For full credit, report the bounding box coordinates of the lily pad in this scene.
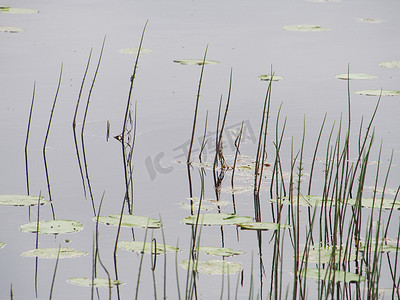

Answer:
[379,61,400,69]
[119,48,152,55]
[299,268,365,283]
[198,246,245,257]
[283,25,331,32]
[20,220,84,234]
[258,74,283,81]
[95,214,161,229]
[67,277,123,287]
[0,195,49,206]
[180,259,242,275]
[0,26,23,33]
[0,7,39,14]
[269,195,332,207]
[21,247,87,259]
[173,59,220,65]
[354,89,400,96]
[345,198,400,209]
[237,222,291,231]
[0,242,5,249]
[118,241,179,254]
[357,17,384,24]
[301,245,356,263]
[358,242,399,253]
[335,73,378,80]
[182,213,252,226]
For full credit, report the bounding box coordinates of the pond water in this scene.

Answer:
[1,0,399,299]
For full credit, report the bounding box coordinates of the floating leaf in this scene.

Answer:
[21,247,87,259]
[119,48,152,55]
[299,268,365,283]
[269,195,332,207]
[379,61,400,69]
[173,59,220,65]
[20,220,84,234]
[283,25,331,32]
[301,245,356,263]
[0,242,5,249]
[335,73,378,80]
[180,259,242,275]
[0,195,49,206]
[237,222,291,231]
[358,243,399,253]
[345,198,400,209]
[182,213,252,226]
[357,17,384,24]
[198,246,245,257]
[0,7,39,14]
[95,214,161,229]
[354,89,400,96]
[0,26,23,33]
[258,74,283,81]
[118,241,179,254]
[67,277,123,287]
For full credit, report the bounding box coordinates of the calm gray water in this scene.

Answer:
[1,0,399,299]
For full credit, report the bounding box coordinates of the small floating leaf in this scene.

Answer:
[198,246,245,257]
[301,245,356,263]
[269,195,332,207]
[20,220,84,234]
[283,25,331,32]
[0,242,5,249]
[95,214,161,229]
[258,74,283,81]
[358,242,399,253]
[67,277,123,287]
[237,222,291,231]
[182,213,252,226]
[345,197,400,209]
[299,268,365,283]
[21,247,87,259]
[354,89,400,96]
[180,259,242,275]
[335,73,378,80]
[0,26,23,33]
[119,48,152,55]
[0,195,49,206]
[357,17,384,24]
[118,241,179,254]
[379,61,400,69]
[173,59,220,65]
[0,7,39,14]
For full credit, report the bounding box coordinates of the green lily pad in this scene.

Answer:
[0,26,23,33]
[198,246,245,257]
[119,48,152,55]
[345,198,400,209]
[354,89,400,96]
[0,7,39,14]
[269,195,332,207]
[379,61,400,69]
[67,277,123,287]
[335,73,378,80]
[0,242,5,249]
[21,247,87,259]
[180,259,242,275]
[357,17,384,24]
[299,268,365,283]
[20,220,84,234]
[258,74,283,81]
[118,241,179,254]
[358,243,399,253]
[283,25,331,32]
[182,213,252,226]
[237,222,291,231]
[173,59,220,65]
[301,245,356,263]
[95,214,161,229]
[0,195,49,206]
